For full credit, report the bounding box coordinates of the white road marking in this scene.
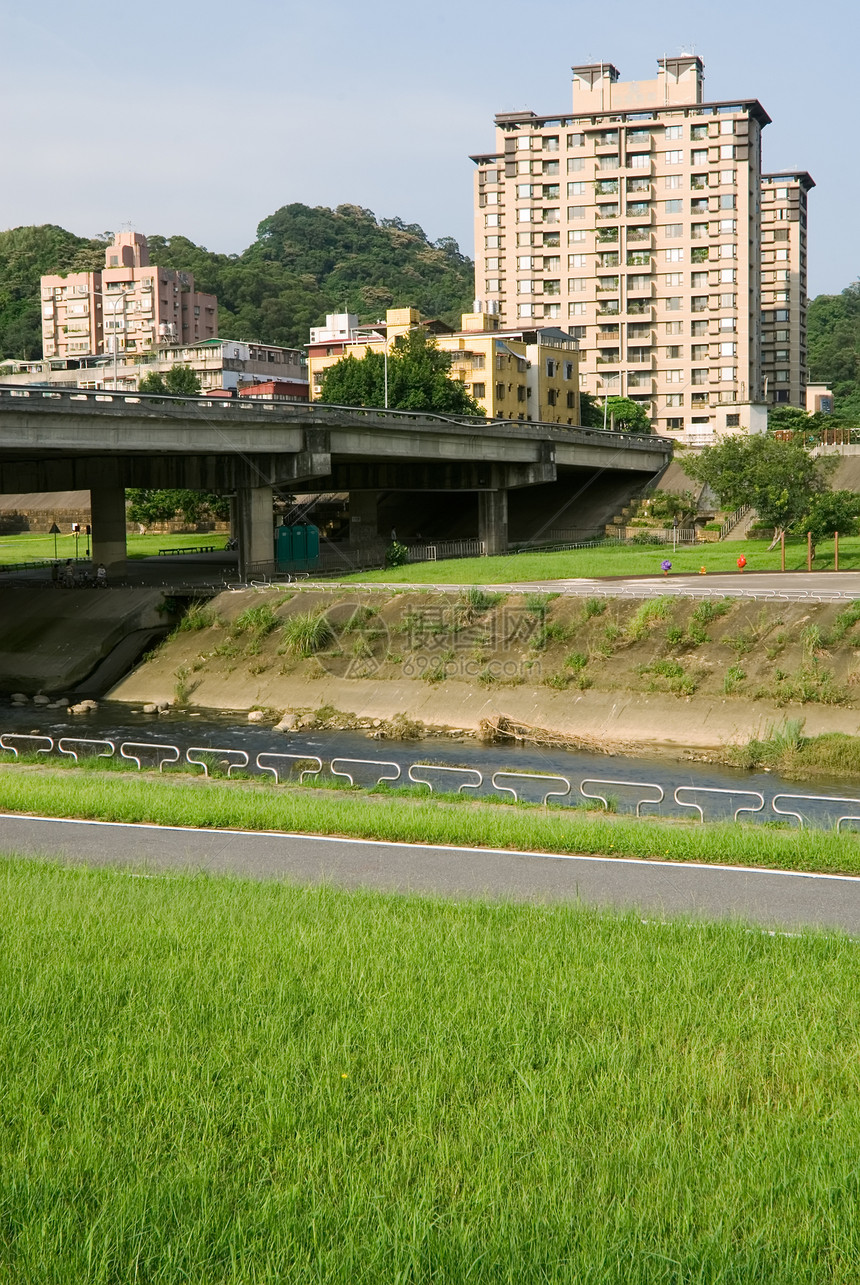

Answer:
[1,811,859,884]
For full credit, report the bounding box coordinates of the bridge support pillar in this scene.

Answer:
[478,489,508,557]
[90,485,128,570]
[349,492,380,547]
[237,485,274,581]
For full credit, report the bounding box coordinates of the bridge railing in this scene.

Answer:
[0,384,672,450]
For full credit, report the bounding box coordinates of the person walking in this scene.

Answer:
[62,559,75,588]
[96,563,107,588]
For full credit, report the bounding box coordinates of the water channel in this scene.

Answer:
[3,701,860,831]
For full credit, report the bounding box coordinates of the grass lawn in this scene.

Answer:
[334,536,860,585]
[1,855,859,1281]
[3,765,860,876]
[0,530,225,565]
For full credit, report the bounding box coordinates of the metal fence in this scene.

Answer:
[5,733,860,833]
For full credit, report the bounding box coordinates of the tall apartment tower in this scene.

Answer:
[760,172,814,409]
[40,231,217,361]
[472,57,776,440]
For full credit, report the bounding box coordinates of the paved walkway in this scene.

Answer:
[2,814,859,935]
[327,571,860,603]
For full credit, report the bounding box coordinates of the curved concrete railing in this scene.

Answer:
[6,733,860,832]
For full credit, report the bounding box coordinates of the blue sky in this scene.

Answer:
[0,0,851,295]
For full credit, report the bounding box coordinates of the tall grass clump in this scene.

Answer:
[524,591,558,617]
[463,587,504,615]
[279,610,334,657]
[825,599,860,645]
[685,596,735,646]
[171,601,215,633]
[232,602,279,637]
[626,596,673,641]
[173,665,194,707]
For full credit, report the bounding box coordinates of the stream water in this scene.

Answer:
[3,701,859,830]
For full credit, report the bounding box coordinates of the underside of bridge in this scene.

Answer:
[0,454,658,575]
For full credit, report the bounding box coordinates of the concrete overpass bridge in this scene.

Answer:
[0,386,673,576]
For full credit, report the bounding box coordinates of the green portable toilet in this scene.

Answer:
[276,524,320,572]
[276,523,293,568]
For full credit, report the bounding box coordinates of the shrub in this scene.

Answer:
[583,597,606,619]
[385,541,409,568]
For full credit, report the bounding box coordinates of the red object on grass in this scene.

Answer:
[737,556,747,571]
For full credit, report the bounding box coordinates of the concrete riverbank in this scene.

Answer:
[107,586,860,753]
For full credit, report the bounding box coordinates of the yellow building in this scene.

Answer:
[306,306,580,425]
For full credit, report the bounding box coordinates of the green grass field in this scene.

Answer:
[0,531,225,565]
[1,855,859,1281]
[3,765,860,876]
[335,536,859,585]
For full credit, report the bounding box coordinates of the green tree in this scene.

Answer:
[126,489,226,528]
[579,391,603,428]
[138,365,201,396]
[794,490,860,546]
[603,396,651,434]
[768,405,814,433]
[684,433,836,538]
[317,329,484,415]
[808,282,860,404]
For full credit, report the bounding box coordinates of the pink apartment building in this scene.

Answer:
[40,231,217,360]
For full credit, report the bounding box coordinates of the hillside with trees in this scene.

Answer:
[0,205,475,360]
[808,282,860,423]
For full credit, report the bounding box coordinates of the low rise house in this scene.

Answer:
[306,306,580,424]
